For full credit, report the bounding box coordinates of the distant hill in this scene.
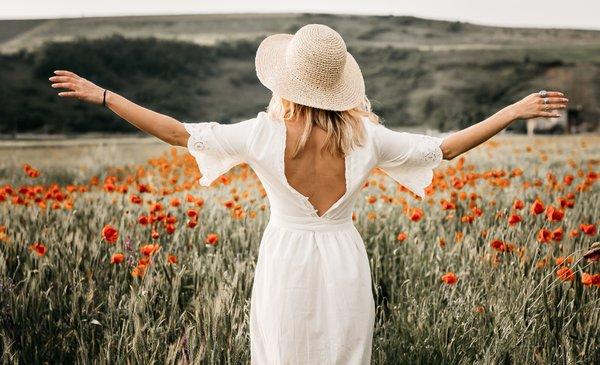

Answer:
[1,13,598,136]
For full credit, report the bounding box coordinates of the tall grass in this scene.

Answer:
[0,134,599,364]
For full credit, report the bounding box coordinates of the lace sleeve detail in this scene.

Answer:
[374,125,445,198]
[183,122,245,187]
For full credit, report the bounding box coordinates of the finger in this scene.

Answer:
[546,97,569,104]
[538,91,564,98]
[51,82,76,89]
[54,70,78,78]
[538,111,561,118]
[548,103,567,109]
[58,91,78,98]
[537,97,568,105]
[48,75,73,82]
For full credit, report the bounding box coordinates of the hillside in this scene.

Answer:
[1,13,599,135]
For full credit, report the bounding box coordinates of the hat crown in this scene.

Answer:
[285,24,347,88]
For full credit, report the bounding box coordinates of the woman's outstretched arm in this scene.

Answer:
[48,70,190,147]
[439,91,568,160]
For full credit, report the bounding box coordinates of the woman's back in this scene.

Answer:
[283,118,347,217]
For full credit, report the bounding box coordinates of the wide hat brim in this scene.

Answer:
[255,33,366,112]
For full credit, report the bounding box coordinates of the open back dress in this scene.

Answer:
[183,111,445,364]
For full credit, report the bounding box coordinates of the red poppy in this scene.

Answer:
[441,272,458,285]
[490,239,505,252]
[530,199,545,215]
[508,214,522,225]
[513,199,524,210]
[545,206,564,222]
[580,224,596,236]
[102,225,119,244]
[110,253,125,264]
[29,242,47,256]
[205,233,219,246]
[140,243,160,256]
[537,228,552,244]
[551,227,563,241]
[556,266,574,282]
[167,254,178,265]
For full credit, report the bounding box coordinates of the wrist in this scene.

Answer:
[501,104,519,122]
[104,89,113,108]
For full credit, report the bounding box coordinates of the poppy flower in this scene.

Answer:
[205,233,219,246]
[165,223,176,235]
[537,228,552,244]
[508,214,522,225]
[581,273,593,286]
[438,237,446,248]
[580,224,596,236]
[461,214,474,223]
[167,254,178,265]
[441,272,458,285]
[551,227,563,241]
[563,174,574,185]
[556,266,574,282]
[409,208,423,222]
[490,239,505,252]
[593,274,600,286]
[530,199,545,215]
[513,199,524,210]
[396,232,407,242]
[102,225,119,244]
[110,253,125,264]
[187,209,198,219]
[138,215,149,225]
[441,199,455,210]
[545,206,564,222]
[29,242,47,256]
[140,243,160,256]
[130,195,142,204]
[137,184,151,193]
[131,265,146,278]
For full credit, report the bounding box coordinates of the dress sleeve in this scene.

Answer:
[183,117,257,187]
[373,123,445,198]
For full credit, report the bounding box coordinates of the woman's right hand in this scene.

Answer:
[508,91,568,120]
[48,70,106,105]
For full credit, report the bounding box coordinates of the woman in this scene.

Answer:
[48,24,567,364]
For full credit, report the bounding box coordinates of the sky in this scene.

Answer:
[1,0,599,30]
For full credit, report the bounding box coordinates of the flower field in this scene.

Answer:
[0,134,598,364]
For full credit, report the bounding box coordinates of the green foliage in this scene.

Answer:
[1,33,599,135]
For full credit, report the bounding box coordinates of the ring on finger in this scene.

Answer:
[543,98,549,104]
[539,89,548,98]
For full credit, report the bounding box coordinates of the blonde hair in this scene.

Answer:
[266,94,381,159]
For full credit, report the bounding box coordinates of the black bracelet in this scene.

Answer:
[102,89,107,107]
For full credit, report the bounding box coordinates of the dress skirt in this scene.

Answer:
[249,214,376,364]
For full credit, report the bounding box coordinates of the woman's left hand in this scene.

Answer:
[48,70,106,105]
[508,91,568,120]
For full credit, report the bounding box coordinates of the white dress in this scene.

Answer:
[183,111,445,364]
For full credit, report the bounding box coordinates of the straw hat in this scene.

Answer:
[255,24,366,112]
